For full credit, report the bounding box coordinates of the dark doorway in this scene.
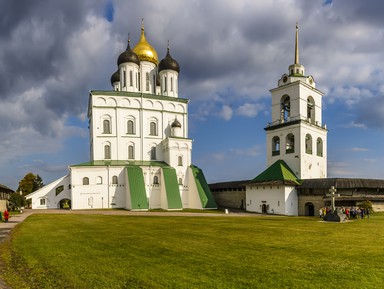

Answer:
[262,204,267,214]
[59,199,71,209]
[305,202,314,216]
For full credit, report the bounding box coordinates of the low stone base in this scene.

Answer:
[323,211,347,222]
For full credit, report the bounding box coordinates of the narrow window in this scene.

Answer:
[149,121,157,136]
[96,176,102,185]
[129,70,133,86]
[305,134,313,154]
[103,119,111,134]
[317,138,323,157]
[153,175,159,185]
[128,145,134,159]
[146,72,150,91]
[55,186,64,196]
[178,156,183,166]
[150,146,156,160]
[40,198,46,206]
[138,72,141,91]
[164,75,167,92]
[104,145,111,159]
[272,136,280,156]
[127,120,134,134]
[171,76,173,92]
[153,74,157,94]
[83,177,89,185]
[123,70,126,87]
[178,178,183,185]
[112,175,118,185]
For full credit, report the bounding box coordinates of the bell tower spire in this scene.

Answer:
[288,23,305,76]
[295,22,299,65]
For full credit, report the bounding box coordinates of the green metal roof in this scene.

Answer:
[72,160,170,168]
[126,166,149,210]
[249,160,300,186]
[90,90,189,104]
[190,165,217,209]
[162,167,182,209]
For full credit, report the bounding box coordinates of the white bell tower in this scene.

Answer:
[265,24,328,179]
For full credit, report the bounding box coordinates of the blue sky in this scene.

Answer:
[1,0,384,190]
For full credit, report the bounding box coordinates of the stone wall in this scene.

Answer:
[298,195,324,216]
[211,189,245,210]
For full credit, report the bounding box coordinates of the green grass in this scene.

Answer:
[1,213,384,288]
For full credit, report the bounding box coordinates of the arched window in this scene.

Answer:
[127,120,134,134]
[112,175,118,185]
[178,178,183,185]
[149,121,157,136]
[280,95,290,122]
[145,72,150,91]
[178,156,183,166]
[103,119,111,134]
[317,137,323,157]
[96,176,103,185]
[150,146,156,160]
[286,134,295,154]
[104,144,111,159]
[128,145,134,159]
[153,175,159,185]
[272,136,280,156]
[83,177,89,185]
[171,76,174,92]
[307,96,315,124]
[164,75,167,92]
[305,134,313,154]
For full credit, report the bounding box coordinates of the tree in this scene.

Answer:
[8,192,27,210]
[17,173,44,196]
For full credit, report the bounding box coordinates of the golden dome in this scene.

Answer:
[132,21,158,65]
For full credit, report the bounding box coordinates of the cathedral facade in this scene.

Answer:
[26,23,217,211]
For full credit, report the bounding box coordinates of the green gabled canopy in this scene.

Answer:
[249,160,300,186]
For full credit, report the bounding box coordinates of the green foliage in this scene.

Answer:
[359,200,374,213]
[2,213,384,288]
[17,173,44,196]
[8,193,26,210]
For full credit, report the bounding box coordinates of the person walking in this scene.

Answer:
[4,209,9,223]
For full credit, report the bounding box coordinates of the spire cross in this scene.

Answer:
[327,186,339,211]
[295,22,299,64]
[141,18,144,31]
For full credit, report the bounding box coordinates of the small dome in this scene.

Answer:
[171,118,181,128]
[117,40,140,66]
[132,24,158,65]
[159,47,180,73]
[110,70,120,86]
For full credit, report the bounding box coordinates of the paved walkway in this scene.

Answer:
[0,212,33,243]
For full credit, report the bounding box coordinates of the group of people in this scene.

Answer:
[0,209,10,222]
[319,206,370,219]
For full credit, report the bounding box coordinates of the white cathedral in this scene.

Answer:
[27,23,217,210]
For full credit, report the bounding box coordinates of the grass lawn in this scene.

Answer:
[1,213,384,288]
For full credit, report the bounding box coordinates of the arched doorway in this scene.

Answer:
[305,202,315,216]
[59,199,71,209]
[262,204,267,214]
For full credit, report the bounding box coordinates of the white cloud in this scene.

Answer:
[236,103,265,117]
[217,105,233,120]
